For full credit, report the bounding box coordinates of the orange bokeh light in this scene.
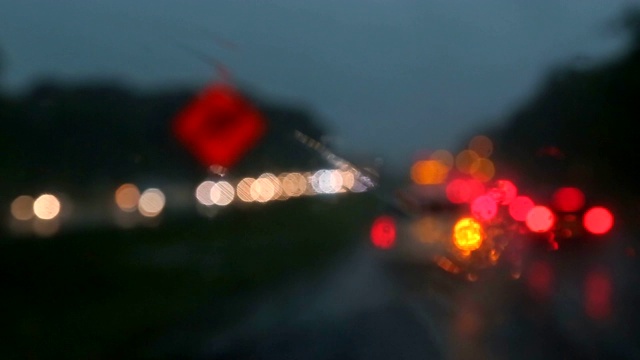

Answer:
[429,150,454,170]
[435,256,463,274]
[282,173,307,197]
[251,177,276,203]
[453,217,484,252]
[469,158,495,182]
[116,184,141,212]
[411,160,449,185]
[456,150,480,174]
[237,178,255,202]
[11,195,35,221]
[468,135,493,158]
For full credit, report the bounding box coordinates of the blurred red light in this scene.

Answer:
[527,260,553,301]
[466,179,485,202]
[371,216,396,249]
[172,83,267,169]
[526,206,555,233]
[470,195,498,221]
[552,187,585,212]
[446,179,471,204]
[583,207,614,235]
[584,269,612,320]
[509,196,534,222]
[496,179,518,205]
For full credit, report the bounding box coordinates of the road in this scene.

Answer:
[144,228,640,359]
[190,242,610,359]
[199,244,446,359]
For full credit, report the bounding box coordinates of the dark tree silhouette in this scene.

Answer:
[0,80,331,200]
[485,7,640,229]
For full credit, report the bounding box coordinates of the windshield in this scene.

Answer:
[1,2,639,359]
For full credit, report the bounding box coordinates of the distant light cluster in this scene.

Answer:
[7,166,373,236]
[405,135,614,254]
[11,194,61,221]
[9,194,62,237]
[385,134,616,287]
[195,168,369,207]
[411,136,495,186]
[115,183,166,218]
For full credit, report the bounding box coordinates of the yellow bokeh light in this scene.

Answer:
[237,178,255,202]
[115,183,141,212]
[251,177,275,203]
[455,150,480,174]
[211,181,235,206]
[138,188,165,217]
[11,195,35,221]
[468,135,493,158]
[469,158,495,182]
[429,150,454,170]
[33,194,61,220]
[453,217,484,252]
[411,160,448,185]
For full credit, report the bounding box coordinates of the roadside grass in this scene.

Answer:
[0,194,378,358]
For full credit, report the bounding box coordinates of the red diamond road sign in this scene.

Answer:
[172,82,267,169]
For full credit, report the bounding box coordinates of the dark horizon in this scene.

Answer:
[0,1,634,167]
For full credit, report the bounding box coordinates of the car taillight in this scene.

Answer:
[371,216,396,249]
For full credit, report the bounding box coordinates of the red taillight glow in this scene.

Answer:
[527,260,554,301]
[471,195,498,221]
[466,179,486,202]
[371,216,396,249]
[509,196,534,222]
[584,268,612,320]
[583,207,614,235]
[552,187,585,213]
[526,206,555,233]
[446,179,471,204]
[495,179,518,205]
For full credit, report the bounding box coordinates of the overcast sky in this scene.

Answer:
[0,1,635,169]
